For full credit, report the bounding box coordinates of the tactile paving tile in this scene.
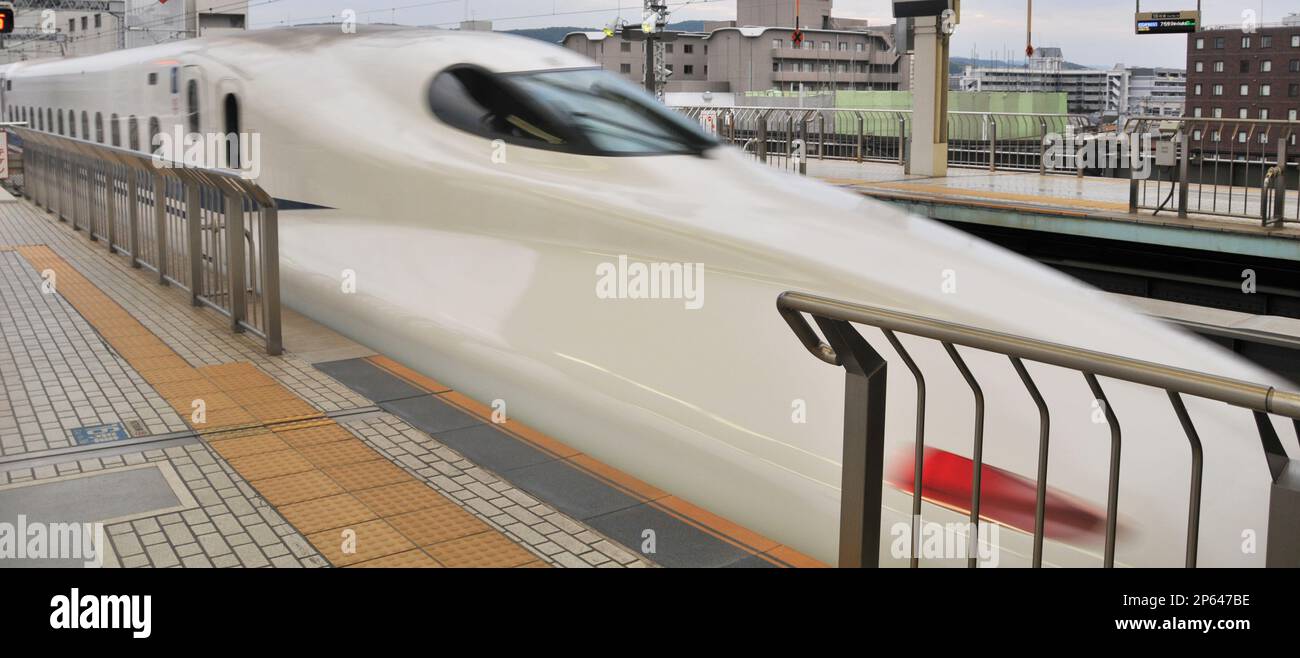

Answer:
[190,406,258,430]
[128,354,191,372]
[226,384,301,407]
[155,378,224,401]
[279,493,377,534]
[207,432,290,461]
[228,449,316,481]
[196,362,264,379]
[243,398,321,423]
[275,423,356,448]
[251,470,345,507]
[386,506,492,548]
[113,342,178,360]
[297,439,380,469]
[139,366,205,385]
[350,549,443,568]
[205,371,278,391]
[425,531,537,568]
[307,519,416,567]
[166,391,241,412]
[353,481,454,517]
[322,459,414,492]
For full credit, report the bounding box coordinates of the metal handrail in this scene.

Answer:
[777,290,1300,568]
[9,126,283,355]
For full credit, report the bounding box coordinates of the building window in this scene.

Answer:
[1239,108,1248,119]
[68,18,74,32]
[1240,60,1250,73]
[1261,84,1271,96]
[839,42,848,51]
[1194,61,1203,72]
[1194,83,1202,95]
[1192,130,1202,140]
[772,61,780,72]
[856,43,864,52]
[1238,131,1248,143]
[1242,36,1251,48]
[1211,130,1220,142]
[1192,107,1202,117]
[683,44,693,54]
[1214,37,1225,48]
[1290,59,1300,72]
[1239,83,1249,95]
[81,16,87,30]
[1291,83,1300,97]
[1262,60,1272,72]
[801,40,812,50]
[683,65,694,75]
[1262,35,1273,47]
[1260,132,1270,144]
[663,44,672,53]
[1293,35,1300,47]
[1195,37,1204,49]
[620,42,630,53]
[1291,109,1298,121]
[1260,109,1269,120]
[772,39,781,49]
[1213,107,1223,118]
[95,14,102,29]
[820,42,830,50]
[1213,60,1224,72]
[1213,84,1223,96]
[619,63,631,74]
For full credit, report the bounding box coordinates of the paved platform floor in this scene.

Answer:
[0,195,820,568]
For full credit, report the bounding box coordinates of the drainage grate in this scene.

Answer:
[123,419,149,437]
[69,423,130,446]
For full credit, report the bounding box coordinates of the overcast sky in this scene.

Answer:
[246,0,1292,68]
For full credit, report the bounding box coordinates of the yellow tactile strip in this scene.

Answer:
[15,245,546,568]
[367,355,829,568]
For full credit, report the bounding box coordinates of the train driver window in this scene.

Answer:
[428,66,572,148]
[428,66,716,156]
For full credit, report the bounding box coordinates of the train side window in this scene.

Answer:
[58,111,65,136]
[128,117,140,151]
[83,112,91,142]
[95,112,104,143]
[69,110,77,138]
[111,113,121,146]
[427,66,573,148]
[186,79,200,133]
[47,109,53,133]
[148,117,160,151]
[148,72,158,86]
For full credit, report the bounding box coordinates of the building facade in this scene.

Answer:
[1108,66,1186,121]
[0,1,247,64]
[958,48,1114,116]
[561,0,907,97]
[1184,18,1300,154]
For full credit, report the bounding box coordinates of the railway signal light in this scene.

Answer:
[0,3,15,35]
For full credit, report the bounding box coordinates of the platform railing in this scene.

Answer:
[9,127,282,355]
[776,290,1300,568]
[677,106,1089,174]
[1123,116,1299,227]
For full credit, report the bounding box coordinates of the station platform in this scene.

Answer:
[0,194,823,568]
[808,160,1300,263]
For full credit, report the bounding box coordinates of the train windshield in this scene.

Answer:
[429,66,717,156]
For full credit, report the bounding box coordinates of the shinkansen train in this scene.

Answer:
[1,25,1294,566]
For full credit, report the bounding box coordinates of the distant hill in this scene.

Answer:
[505,20,708,44]
[949,55,1097,75]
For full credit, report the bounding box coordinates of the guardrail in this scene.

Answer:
[677,106,1090,174]
[10,126,282,355]
[777,290,1300,568]
[1123,116,1298,227]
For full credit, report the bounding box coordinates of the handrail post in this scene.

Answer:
[154,172,167,284]
[1274,135,1288,225]
[128,170,141,269]
[1039,118,1048,175]
[988,118,998,172]
[261,203,283,356]
[187,182,203,306]
[855,112,865,163]
[757,110,769,163]
[105,168,116,253]
[896,113,906,167]
[814,317,887,568]
[1178,130,1190,218]
[226,190,246,333]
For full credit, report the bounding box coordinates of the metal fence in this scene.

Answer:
[1123,116,1299,227]
[777,290,1300,568]
[677,106,1091,174]
[11,127,282,355]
